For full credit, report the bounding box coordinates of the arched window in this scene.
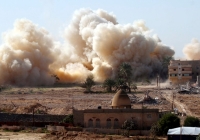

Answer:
[114,118,119,128]
[88,119,93,127]
[96,118,101,128]
[106,118,111,128]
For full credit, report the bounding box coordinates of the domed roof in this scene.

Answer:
[111,89,131,107]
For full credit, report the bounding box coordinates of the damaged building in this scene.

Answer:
[168,60,200,85]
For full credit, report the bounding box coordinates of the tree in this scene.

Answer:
[150,122,162,137]
[159,113,180,135]
[150,113,180,136]
[122,119,137,130]
[83,75,95,92]
[103,78,116,92]
[121,119,137,137]
[184,116,200,127]
[117,63,133,92]
[63,114,73,124]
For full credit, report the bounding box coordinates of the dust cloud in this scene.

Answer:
[0,9,175,86]
[183,39,200,60]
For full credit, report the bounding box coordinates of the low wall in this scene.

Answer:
[47,125,82,132]
[83,128,150,135]
[0,113,67,127]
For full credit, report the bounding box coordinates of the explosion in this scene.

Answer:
[0,9,175,86]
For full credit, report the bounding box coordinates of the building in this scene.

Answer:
[73,90,159,130]
[168,60,200,85]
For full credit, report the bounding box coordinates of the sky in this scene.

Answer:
[0,0,200,58]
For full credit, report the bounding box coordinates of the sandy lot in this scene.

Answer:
[0,84,199,118]
[0,131,46,140]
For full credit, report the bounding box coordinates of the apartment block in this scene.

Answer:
[168,60,200,84]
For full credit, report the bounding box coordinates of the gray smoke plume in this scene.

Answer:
[0,9,175,86]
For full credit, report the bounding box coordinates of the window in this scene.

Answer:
[88,119,93,127]
[106,119,111,128]
[178,63,180,65]
[183,74,190,76]
[174,69,176,71]
[147,114,151,119]
[114,118,119,128]
[182,69,184,71]
[197,73,199,76]
[96,119,100,128]
[175,74,177,76]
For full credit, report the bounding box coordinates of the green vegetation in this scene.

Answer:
[82,75,95,92]
[150,113,180,136]
[102,63,138,93]
[122,119,137,130]
[103,78,116,92]
[63,114,73,124]
[121,119,137,137]
[183,116,200,127]
[117,63,133,92]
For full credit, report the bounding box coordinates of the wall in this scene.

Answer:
[0,112,66,126]
[83,128,150,135]
[73,109,84,126]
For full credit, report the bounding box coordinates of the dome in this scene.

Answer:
[111,89,131,109]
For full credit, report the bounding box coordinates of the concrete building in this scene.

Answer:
[73,90,159,130]
[168,60,200,85]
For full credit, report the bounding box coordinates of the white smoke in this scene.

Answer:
[0,8,175,86]
[183,39,200,60]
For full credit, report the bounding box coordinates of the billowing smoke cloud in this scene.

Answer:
[0,19,56,86]
[183,39,200,60]
[0,8,175,86]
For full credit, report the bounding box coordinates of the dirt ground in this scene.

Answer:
[2,83,199,139]
[0,131,167,140]
[0,84,173,115]
[0,131,46,140]
[0,83,199,118]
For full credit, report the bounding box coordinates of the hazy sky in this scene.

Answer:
[0,0,199,58]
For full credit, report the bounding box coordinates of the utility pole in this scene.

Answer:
[32,108,35,127]
[157,75,160,94]
[172,92,176,110]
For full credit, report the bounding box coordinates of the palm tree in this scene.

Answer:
[118,63,133,92]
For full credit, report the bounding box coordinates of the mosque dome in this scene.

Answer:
[111,89,131,109]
